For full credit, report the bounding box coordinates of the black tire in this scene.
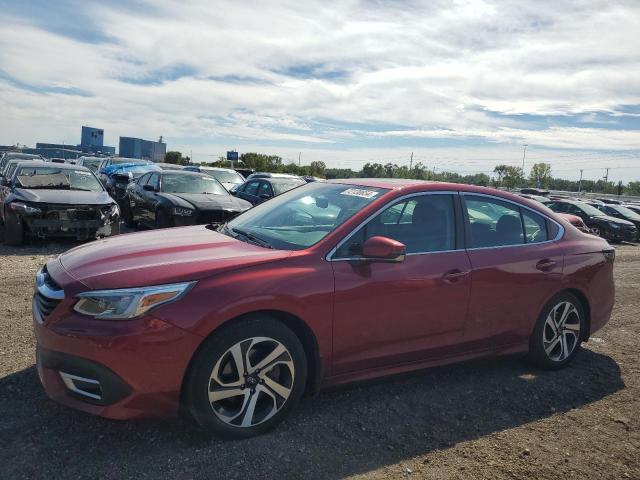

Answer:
[185,315,307,439]
[528,292,585,370]
[4,212,24,246]
[122,200,136,228]
[155,208,173,229]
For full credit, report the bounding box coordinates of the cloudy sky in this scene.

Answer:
[1,0,639,181]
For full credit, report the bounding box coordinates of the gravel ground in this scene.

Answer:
[0,239,638,479]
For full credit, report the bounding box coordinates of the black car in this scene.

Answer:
[105,164,162,207]
[595,204,640,240]
[233,176,306,205]
[0,161,120,245]
[625,204,640,216]
[123,170,252,229]
[546,199,637,242]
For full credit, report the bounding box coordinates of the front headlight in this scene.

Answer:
[73,282,195,320]
[9,202,42,215]
[174,207,194,216]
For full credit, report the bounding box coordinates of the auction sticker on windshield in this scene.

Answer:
[340,188,379,199]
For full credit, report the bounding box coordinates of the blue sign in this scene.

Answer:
[227,151,238,161]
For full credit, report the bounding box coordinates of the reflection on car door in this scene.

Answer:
[330,193,472,375]
[141,173,161,225]
[461,194,564,350]
[130,173,150,221]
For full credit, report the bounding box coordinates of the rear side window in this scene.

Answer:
[244,181,260,196]
[522,209,549,243]
[464,196,524,248]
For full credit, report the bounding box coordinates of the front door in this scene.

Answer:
[330,193,471,375]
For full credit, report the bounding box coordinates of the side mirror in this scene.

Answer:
[362,236,406,263]
[143,184,156,192]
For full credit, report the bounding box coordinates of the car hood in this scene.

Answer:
[58,225,290,289]
[13,188,114,205]
[161,192,252,211]
[592,215,635,226]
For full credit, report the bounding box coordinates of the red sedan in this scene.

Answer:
[33,179,615,438]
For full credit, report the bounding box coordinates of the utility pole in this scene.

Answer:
[578,169,583,193]
[298,152,301,167]
[521,144,528,172]
[409,151,413,170]
[190,150,193,164]
[604,168,609,184]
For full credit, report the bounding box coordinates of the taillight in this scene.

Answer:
[603,249,615,263]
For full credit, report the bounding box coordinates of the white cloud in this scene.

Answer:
[0,0,639,177]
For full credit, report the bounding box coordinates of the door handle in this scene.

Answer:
[536,259,557,272]
[443,269,470,283]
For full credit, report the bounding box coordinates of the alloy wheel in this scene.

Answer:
[207,336,295,428]
[542,301,581,362]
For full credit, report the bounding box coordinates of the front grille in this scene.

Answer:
[34,265,64,322]
[35,291,61,318]
[197,209,241,224]
[45,207,100,221]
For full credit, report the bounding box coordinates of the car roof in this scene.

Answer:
[159,169,209,177]
[14,160,89,170]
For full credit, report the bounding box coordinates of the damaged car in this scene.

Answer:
[0,161,120,245]
[123,169,252,228]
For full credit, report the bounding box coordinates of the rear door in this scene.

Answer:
[461,194,565,350]
[140,173,160,225]
[237,180,260,204]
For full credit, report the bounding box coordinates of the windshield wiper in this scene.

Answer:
[230,227,273,249]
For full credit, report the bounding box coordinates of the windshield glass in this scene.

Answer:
[613,206,640,218]
[226,182,388,250]
[271,179,306,195]
[577,202,608,216]
[161,174,227,195]
[83,159,103,171]
[15,167,103,191]
[112,166,159,177]
[204,169,244,184]
[112,158,147,165]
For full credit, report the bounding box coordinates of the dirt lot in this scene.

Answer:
[0,240,638,480]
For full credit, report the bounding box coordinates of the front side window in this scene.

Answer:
[225,183,387,250]
[244,181,260,196]
[465,196,524,247]
[334,194,456,257]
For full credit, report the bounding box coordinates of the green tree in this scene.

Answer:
[164,151,189,165]
[494,164,525,188]
[529,163,552,188]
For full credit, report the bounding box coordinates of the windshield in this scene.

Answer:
[271,179,306,195]
[15,167,103,191]
[112,158,147,165]
[83,159,103,171]
[613,205,640,218]
[225,182,388,250]
[161,174,227,195]
[204,169,244,184]
[112,166,159,177]
[577,202,608,216]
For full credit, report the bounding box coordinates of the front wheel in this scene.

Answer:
[185,316,307,439]
[155,208,173,229]
[528,293,585,369]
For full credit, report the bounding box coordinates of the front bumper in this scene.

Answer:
[34,303,203,419]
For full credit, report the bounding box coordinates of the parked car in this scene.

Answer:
[594,204,640,240]
[0,161,120,244]
[33,180,615,438]
[184,166,246,191]
[104,164,162,208]
[517,193,550,204]
[546,199,637,242]
[122,170,252,228]
[597,198,623,205]
[75,156,104,172]
[0,153,45,177]
[234,168,254,178]
[624,204,640,216]
[155,162,185,170]
[233,176,306,205]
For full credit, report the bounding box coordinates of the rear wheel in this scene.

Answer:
[528,292,585,369]
[4,212,24,246]
[185,316,307,439]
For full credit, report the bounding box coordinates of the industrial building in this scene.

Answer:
[119,136,166,162]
